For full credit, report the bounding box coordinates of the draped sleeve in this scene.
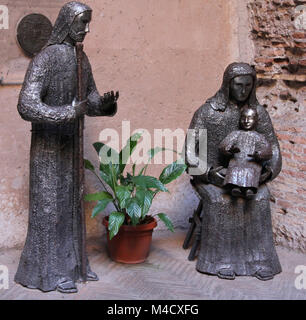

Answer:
[17,49,76,124]
[219,131,240,157]
[185,103,213,180]
[256,105,282,181]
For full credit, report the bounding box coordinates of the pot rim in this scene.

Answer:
[102,215,157,232]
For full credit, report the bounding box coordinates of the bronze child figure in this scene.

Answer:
[219,106,272,199]
[15,2,119,293]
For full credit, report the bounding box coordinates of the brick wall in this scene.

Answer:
[248,0,306,252]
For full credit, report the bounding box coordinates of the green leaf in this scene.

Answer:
[108,211,125,240]
[115,185,132,209]
[99,144,120,176]
[99,166,113,189]
[93,142,119,160]
[147,147,167,161]
[138,147,166,176]
[91,199,113,218]
[126,198,142,225]
[84,159,95,172]
[94,142,120,173]
[93,142,120,188]
[138,147,178,176]
[119,132,143,174]
[138,164,147,176]
[120,175,129,186]
[131,176,168,192]
[157,213,174,232]
[99,162,120,192]
[135,187,154,218]
[159,160,187,185]
[84,191,113,202]
[93,142,103,155]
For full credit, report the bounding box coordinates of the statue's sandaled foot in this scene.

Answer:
[254,269,274,281]
[231,188,242,198]
[86,270,99,281]
[57,278,78,294]
[217,268,235,280]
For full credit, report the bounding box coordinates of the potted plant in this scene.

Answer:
[84,132,187,263]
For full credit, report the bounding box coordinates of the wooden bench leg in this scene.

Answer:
[182,200,203,259]
[188,222,201,261]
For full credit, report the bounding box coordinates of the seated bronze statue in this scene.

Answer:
[184,62,282,281]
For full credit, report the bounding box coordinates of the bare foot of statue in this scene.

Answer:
[57,278,78,293]
[217,268,236,280]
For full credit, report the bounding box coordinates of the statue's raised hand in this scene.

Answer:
[101,91,119,106]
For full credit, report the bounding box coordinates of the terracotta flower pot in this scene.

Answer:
[102,216,157,264]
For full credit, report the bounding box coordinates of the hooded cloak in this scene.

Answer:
[185,63,282,278]
[15,2,116,292]
[207,62,258,112]
[48,1,92,45]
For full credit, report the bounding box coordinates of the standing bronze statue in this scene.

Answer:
[185,63,282,280]
[15,2,119,293]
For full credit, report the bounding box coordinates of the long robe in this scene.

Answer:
[187,100,282,277]
[15,42,116,291]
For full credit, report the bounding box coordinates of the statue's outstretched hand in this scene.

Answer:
[101,91,119,106]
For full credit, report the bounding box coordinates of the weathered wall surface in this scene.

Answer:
[0,0,237,248]
[248,0,306,252]
[1,0,304,253]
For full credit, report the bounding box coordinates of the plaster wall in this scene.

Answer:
[0,0,242,248]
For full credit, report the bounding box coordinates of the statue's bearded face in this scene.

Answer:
[230,75,253,103]
[69,11,92,43]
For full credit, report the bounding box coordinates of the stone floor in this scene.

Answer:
[0,230,305,300]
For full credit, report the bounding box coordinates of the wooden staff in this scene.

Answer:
[76,42,86,282]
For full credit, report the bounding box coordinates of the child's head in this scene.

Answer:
[240,106,258,130]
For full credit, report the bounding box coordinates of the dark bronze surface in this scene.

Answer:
[16,13,53,57]
[15,2,118,293]
[219,106,273,198]
[75,42,86,282]
[185,62,282,281]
